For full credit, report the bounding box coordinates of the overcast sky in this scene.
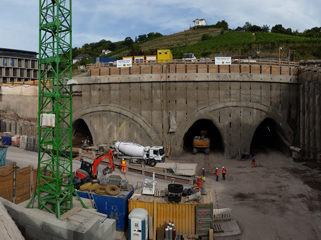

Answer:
[1,0,320,53]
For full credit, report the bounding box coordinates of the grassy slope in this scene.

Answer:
[109,28,321,60]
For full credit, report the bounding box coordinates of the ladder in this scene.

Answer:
[87,190,97,209]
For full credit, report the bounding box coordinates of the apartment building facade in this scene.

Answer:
[0,48,38,84]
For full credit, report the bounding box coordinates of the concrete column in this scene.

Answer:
[315,83,321,157]
[309,82,315,159]
[299,83,305,152]
[304,82,310,158]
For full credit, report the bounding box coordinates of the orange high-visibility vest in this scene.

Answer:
[222,168,226,174]
[215,170,219,176]
[121,161,126,167]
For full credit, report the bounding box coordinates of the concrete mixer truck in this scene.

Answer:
[111,141,165,167]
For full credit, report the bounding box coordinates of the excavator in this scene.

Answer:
[74,149,116,186]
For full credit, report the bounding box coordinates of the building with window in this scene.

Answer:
[0,48,38,84]
[193,19,207,27]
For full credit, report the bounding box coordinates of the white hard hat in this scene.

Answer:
[222,166,225,168]
[216,167,218,169]
[202,167,204,169]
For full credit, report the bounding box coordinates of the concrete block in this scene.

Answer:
[96,219,116,240]
[26,224,53,240]
[43,220,76,239]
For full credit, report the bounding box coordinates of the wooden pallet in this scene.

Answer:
[213,223,224,233]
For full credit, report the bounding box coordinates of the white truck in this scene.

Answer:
[112,141,165,167]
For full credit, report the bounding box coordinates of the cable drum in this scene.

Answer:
[105,184,120,196]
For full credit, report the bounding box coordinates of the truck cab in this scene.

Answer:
[148,146,165,162]
[182,53,197,62]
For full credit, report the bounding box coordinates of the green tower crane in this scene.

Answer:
[27,0,85,219]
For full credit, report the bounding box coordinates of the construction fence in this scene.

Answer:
[0,163,38,204]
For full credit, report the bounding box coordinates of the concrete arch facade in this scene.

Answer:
[171,101,294,156]
[73,104,162,148]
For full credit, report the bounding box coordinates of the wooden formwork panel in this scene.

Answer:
[281,66,290,75]
[230,64,240,73]
[141,65,152,74]
[120,67,130,75]
[271,66,280,75]
[91,69,100,76]
[15,166,32,204]
[251,65,261,74]
[197,64,208,73]
[162,65,168,73]
[176,64,186,73]
[100,67,110,76]
[219,65,229,73]
[0,164,14,202]
[187,64,197,73]
[169,64,177,73]
[208,64,218,73]
[151,65,162,74]
[261,65,271,74]
[240,65,250,73]
[110,67,120,75]
[131,66,140,75]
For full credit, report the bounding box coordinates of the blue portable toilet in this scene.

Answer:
[128,208,148,240]
[2,134,11,146]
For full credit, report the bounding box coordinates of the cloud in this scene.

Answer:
[1,0,320,51]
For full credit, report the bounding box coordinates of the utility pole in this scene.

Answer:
[27,0,85,219]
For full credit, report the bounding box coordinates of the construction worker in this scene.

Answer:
[121,160,127,174]
[222,167,226,180]
[215,167,219,181]
[201,168,206,183]
[251,155,256,167]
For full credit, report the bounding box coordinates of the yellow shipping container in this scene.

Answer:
[157,49,173,63]
[128,189,213,237]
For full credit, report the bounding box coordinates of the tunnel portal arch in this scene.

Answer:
[73,119,92,148]
[250,118,290,155]
[183,119,224,153]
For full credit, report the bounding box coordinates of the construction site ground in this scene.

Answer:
[4,146,321,240]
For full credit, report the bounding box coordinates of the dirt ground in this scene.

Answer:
[169,150,321,240]
[5,147,321,240]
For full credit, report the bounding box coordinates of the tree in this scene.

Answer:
[271,24,293,35]
[243,22,252,31]
[124,37,134,48]
[248,25,262,32]
[215,20,229,30]
[262,25,270,32]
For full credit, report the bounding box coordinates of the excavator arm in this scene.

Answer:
[92,149,115,178]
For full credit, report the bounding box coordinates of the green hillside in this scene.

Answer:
[73,26,321,68]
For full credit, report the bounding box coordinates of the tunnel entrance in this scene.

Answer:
[250,118,289,155]
[73,119,93,148]
[183,119,224,153]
